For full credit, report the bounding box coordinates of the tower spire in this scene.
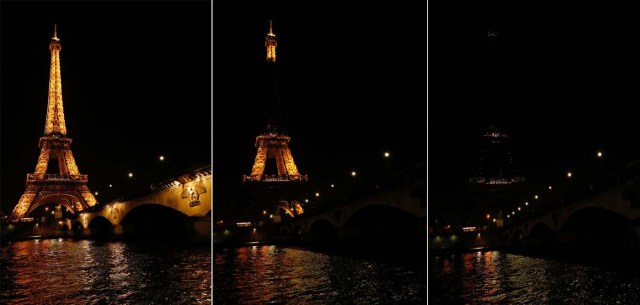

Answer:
[265,20,277,62]
[45,24,66,135]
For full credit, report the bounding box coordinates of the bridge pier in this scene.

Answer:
[187,216,211,243]
[113,224,124,238]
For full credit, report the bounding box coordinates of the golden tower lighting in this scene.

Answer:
[10,25,97,221]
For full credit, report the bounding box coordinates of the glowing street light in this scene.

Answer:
[262,210,267,215]
[351,171,357,177]
[384,152,390,158]
[567,172,572,178]
[331,184,335,188]
[109,184,113,188]
[315,192,320,197]
[94,192,99,196]
[492,218,496,222]
[159,155,165,161]
[517,207,521,211]
[485,213,490,219]
[128,172,133,178]
[305,199,309,203]
[525,202,529,206]
[597,151,603,158]
[548,185,552,190]
[534,195,539,200]
[512,211,515,215]
[269,214,273,219]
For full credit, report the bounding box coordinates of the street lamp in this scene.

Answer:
[597,151,603,158]
[351,171,357,177]
[548,185,552,190]
[525,201,529,206]
[567,172,572,178]
[159,155,165,161]
[315,192,320,197]
[331,184,335,188]
[128,172,133,178]
[384,152,390,158]
[534,195,539,200]
[109,184,113,188]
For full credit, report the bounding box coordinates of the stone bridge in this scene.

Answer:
[502,175,640,247]
[279,179,426,242]
[63,166,211,241]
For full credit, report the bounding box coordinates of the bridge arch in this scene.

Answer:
[528,222,555,245]
[120,203,190,241]
[88,216,114,239]
[561,207,637,250]
[307,219,338,241]
[342,204,423,245]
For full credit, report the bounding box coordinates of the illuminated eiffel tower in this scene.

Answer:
[10,25,97,222]
[243,21,308,219]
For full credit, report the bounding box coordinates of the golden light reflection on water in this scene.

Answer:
[215,245,426,304]
[1,239,210,304]
[430,251,640,304]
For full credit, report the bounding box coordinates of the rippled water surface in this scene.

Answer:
[214,245,426,304]
[430,251,640,305]
[1,239,210,305]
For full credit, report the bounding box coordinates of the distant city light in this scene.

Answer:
[548,185,552,190]
[94,192,98,196]
[384,152,390,158]
[305,199,309,203]
[597,151,603,158]
[492,218,496,222]
[512,211,515,215]
[109,184,113,188]
[517,207,521,211]
[269,214,273,219]
[525,202,529,206]
[534,195,539,200]
[159,155,165,161]
[485,213,490,219]
[128,172,133,178]
[331,184,335,188]
[262,210,267,215]
[567,172,572,178]
[315,192,320,197]
[351,171,357,177]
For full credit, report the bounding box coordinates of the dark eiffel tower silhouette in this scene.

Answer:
[469,125,525,226]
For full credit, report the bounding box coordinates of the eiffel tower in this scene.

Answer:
[9,25,97,222]
[243,21,308,219]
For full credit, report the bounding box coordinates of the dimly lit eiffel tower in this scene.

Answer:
[469,125,525,226]
[10,26,97,222]
[243,21,308,220]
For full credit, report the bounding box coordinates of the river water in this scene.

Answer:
[1,239,211,305]
[430,250,640,305]
[213,245,427,304]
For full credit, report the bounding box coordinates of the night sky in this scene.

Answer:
[0,1,211,214]
[430,3,640,220]
[212,2,427,220]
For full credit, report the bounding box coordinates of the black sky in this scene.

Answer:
[1,1,211,213]
[430,3,640,215]
[212,2,427,219]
